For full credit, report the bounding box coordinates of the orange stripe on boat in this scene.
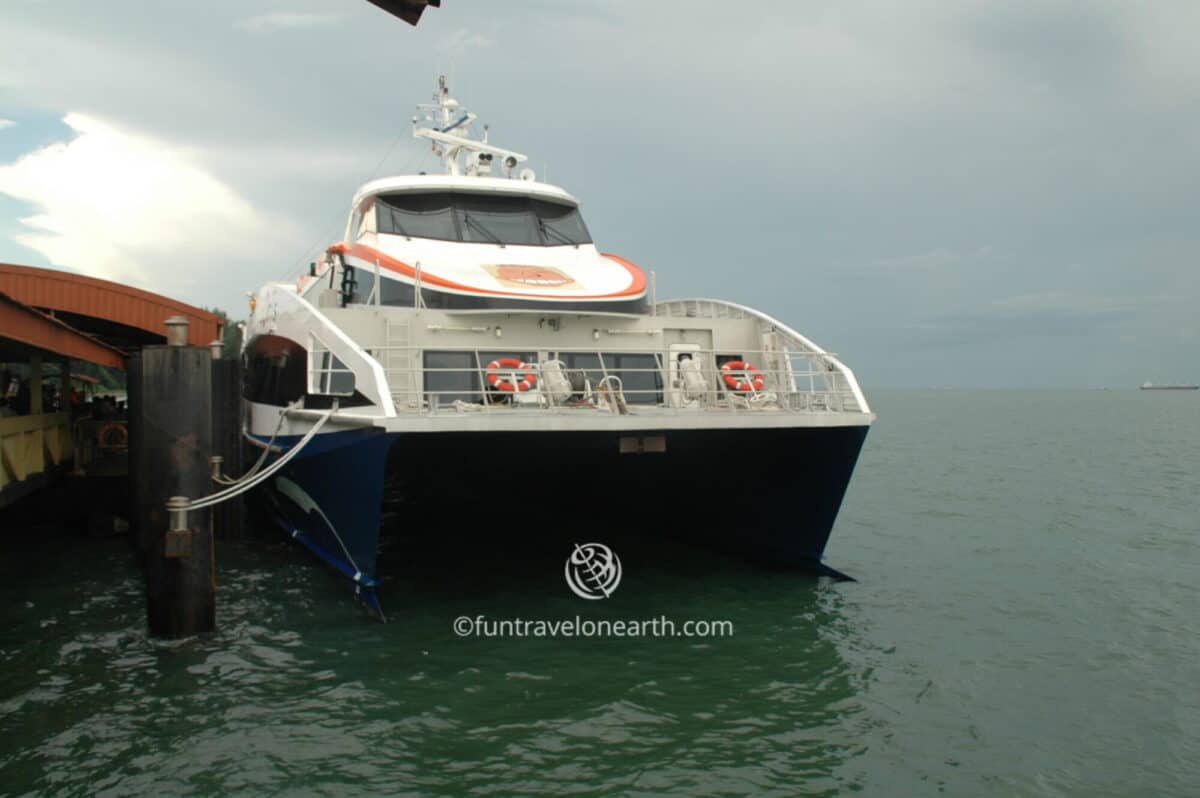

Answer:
[328,242,647,301]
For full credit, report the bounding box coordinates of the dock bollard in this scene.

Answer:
[164,496,192,558]
[133,315,216,638]
[165,315,189,346]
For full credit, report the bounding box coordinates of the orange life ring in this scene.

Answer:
[720,360,765,393]
[97,422,128,450]
[485,358,538,392]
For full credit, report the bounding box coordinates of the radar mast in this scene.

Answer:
[412,76,531,179]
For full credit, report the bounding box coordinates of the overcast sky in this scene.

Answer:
[1,0,1197,387]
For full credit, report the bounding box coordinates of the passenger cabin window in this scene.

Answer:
[423,350,539,406]
[375,192,591,246]
[310,351,355,396]
[560,353,663,405]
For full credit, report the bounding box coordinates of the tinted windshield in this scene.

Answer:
[375,192,591,246]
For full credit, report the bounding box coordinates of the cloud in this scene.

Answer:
[438,28,492,52]
[233,13,339,33]
[0,113,289,300]
[0,1,1198,384]
[0,119,15,131]
[875,246,994,272]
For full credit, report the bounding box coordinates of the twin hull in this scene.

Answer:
[245,290,873,614]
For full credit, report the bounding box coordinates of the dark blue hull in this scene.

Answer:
[256,424,870,617]
[256,427,393,618]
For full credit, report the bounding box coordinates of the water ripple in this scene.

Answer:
[1,391,1198,795]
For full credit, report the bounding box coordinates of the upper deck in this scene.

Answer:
[350,174,579,211]
[245,281,873,439]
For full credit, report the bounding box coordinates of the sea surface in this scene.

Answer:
[0,390,1196,796]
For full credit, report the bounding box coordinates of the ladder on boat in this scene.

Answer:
[383,318,420,409]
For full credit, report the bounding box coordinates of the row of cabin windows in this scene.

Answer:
[244,346,665,407]
[371,192,592,247]
[422,351,664,406]
[246,345,747,409]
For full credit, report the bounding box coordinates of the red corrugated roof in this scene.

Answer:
[0,263,222,347]
[0,291,126,369]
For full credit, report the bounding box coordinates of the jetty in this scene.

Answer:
[0,263,242,637]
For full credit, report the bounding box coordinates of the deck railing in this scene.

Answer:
[655,298,871,414]
[280,286,871,419]
[342,344,865,415]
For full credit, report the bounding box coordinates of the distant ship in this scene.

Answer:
[1140,382,1199,390]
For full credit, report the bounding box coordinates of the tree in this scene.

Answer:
[207,308,244,360]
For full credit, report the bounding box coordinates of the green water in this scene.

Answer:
[1,391,1197,796]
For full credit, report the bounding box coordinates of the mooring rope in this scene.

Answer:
[180,407,335,511]
[213,400,297,486]
[198,404,366,583]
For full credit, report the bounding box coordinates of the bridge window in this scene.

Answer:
[533,200,590,245]
[376,193,458,241]
[375,192,591,246]
[455,194,541,246]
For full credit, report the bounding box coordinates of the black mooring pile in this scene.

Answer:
[128,322,244,638]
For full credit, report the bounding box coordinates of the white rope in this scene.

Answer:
[452,399,485,413]
[728,390,779,410]
[213,400,297,486]
[182,407,335,511]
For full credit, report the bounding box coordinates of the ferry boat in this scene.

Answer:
[1140,382,1199,391]
[243,78,875,616]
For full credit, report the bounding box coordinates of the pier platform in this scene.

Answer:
[0,263,222,508]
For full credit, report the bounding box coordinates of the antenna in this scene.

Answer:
[412,75,529,177]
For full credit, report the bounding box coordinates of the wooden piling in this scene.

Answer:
[133,317,215,637]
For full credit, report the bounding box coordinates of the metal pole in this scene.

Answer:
[414,261,422,311]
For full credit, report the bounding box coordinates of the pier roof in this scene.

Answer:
[0,291,125,369]
[0,263,221,351]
